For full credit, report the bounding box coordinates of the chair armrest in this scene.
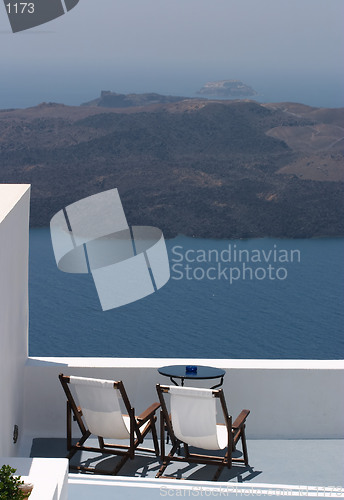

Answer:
[137,402,160,424]
[232,409,250,429]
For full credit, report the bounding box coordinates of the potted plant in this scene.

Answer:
[0,464,33,499]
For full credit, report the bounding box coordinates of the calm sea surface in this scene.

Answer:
[29,228,344,359]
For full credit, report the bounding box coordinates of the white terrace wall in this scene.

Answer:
[23,357,344,440]
[0,185,30,456]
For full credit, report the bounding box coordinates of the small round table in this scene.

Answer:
[158,365,226,389]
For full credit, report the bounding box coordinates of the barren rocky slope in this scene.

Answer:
[0,98,343,238]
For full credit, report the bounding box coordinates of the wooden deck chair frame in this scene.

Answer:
[156,384,250,481]
[59,374,160,475]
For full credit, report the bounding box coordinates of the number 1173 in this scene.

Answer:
[6,2,35,14]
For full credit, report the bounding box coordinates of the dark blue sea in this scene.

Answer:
[29,229,344,359]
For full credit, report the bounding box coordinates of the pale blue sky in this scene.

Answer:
[1,0,344,107]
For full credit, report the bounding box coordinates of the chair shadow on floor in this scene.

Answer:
[153,447,262,482]
[30,437,262,482]
[73,450,262,482]
[91,454,162,478]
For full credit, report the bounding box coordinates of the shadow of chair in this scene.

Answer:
[156,384,250,481]
[59,374,160,475]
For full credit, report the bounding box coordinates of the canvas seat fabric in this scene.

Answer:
[169,386,227,450]
[69,375,130,439]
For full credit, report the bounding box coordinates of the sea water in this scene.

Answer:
[29,228,344,359]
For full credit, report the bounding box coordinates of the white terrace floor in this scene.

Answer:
[28,435,344,488]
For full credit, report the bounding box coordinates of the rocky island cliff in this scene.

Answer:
[82,90,186,108]
[0,95,343,238]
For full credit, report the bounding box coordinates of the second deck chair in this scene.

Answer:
[59,374,160,475]
[156,384,250,481]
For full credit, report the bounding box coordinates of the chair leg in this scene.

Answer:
[241,426,249,466]
[156,441,179,478]
[213,445,230,480]
[66,430,91,460]
[67,401,72,451]
[156,461,168,478]
[109,428,149,475]
[150,416,160,457]
[226,442,232,469]
[160,411,165,460]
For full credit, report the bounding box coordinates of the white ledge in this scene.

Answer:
[0,457,68,500]
[0,184,30,224]
[27,357,344,369]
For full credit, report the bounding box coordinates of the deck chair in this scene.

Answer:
[59,374,160,475]
[156,384,250,481]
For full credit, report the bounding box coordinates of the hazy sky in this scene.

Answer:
[1,0,344,106]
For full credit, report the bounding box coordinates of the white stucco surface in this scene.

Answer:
[0,184,30,456]
[23,357,344,440]
[0,185,30,224]
[68,474,344,499]
[0,456,68,500]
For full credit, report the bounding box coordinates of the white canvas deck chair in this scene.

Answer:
[59,374,160,475]
[156,384,250,481]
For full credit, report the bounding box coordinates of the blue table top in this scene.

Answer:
[158,364,226,380]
